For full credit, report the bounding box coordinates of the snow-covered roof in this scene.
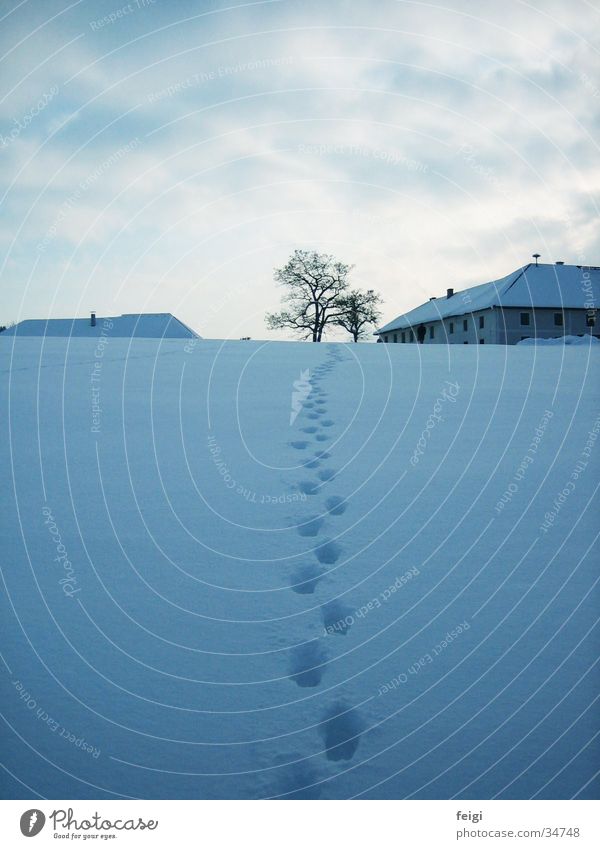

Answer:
[3,313,200,339]
[377,263,600,334]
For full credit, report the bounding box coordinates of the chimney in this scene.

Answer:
[447,288,454,299]
[90,311,96,327]
[429,296,436,301]
[555,261,565,265]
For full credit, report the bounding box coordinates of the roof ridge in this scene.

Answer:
[501,263,530,296]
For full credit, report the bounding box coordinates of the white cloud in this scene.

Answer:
[1,0,598,336]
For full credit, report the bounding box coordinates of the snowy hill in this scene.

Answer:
[1,337,598,800]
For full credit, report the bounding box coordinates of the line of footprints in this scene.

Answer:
[287,346,364,765]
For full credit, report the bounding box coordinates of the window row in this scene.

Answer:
[383,311,566,342]
[520,312,564,326]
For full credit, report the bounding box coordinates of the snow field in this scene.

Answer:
[1,337,598,799]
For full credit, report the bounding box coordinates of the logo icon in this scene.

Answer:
[290,368,311,425]
[20,810,45,837]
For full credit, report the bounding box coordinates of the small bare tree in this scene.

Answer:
[334,289,383,342]
[266,249,353,342]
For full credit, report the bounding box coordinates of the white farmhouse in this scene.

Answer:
[376,262,599,345]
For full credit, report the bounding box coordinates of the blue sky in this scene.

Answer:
[1,0,599,339]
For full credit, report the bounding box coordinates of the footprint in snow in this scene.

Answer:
[298,480,319,495]
[296,515,324,537]
[315,434,329,442]
[315,539,342,564]
[291,440,309,450]
[301,426,319,434]
[289,640,328,688]
[320,419,335,428]
[322,599,354,635]
[320,703,364,762]
[306,412,320,420]
[291,563,324,594]
[318,468,336,481]
[325,495,348,515]
[314,449,331,459]
[272,763,325,799]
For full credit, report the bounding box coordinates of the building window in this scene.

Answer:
[554,312,563,326]
[429,325,434,339]
[520,312,530,326]
[479,338,485,344]
[464,341,468,344]
[479,315,484,329]
[409,330,414,342]
[384,335,388,343]
[449,322,454,334]
[401,332,405,343]
[393,333,397,343]
[463,319,468,331]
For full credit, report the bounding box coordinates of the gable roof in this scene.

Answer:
[3,313,200,339]
[377,263,600,334]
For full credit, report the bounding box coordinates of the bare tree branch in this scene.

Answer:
[266,249,353,342]
[333,289,383,342]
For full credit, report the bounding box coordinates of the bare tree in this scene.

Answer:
[266,249,353,342]
[334,289,383,342]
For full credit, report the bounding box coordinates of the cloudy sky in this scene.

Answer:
[1,0,599,339]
